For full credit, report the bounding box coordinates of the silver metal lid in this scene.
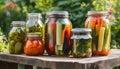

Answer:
[46,11,69,17]
[27,13,42,19]
[12,21,25,27]
[71,35,92,39]
[27,33,41,38]
[72,28,91,33]
[87,11,108,16]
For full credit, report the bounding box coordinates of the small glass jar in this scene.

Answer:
[8,21,26,54]
[24,34,44,56]
[45,11,72,56]
[71,28,92,58]
[26,13,44,41]
[85,11,111,56]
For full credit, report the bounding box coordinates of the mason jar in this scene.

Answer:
[85,11,111,56]
[71,28,92,58]
[26,13,44,41]
[24,34,44,56]
[45,11,72,56]
[8,21,26,54]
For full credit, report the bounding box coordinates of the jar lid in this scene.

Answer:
[71,35,92,39]
[46,11,69,17]
[27,33,41,38]
[72,28,91,33]
[27,13,42,19]
[87,11,108,16]
[12,21,25,27]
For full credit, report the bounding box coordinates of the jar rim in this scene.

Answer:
[87,11,108,16]
[46,11,69,18]
[12,21,25,27]
[71,35,92,39]
[27,33,42,38]
[27,13,42,19]
[72,28,91,33]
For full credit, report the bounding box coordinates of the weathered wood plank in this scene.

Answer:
[0,49,119,69]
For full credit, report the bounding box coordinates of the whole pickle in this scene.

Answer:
[9,27,25,54]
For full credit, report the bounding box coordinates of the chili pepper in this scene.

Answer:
[97,17,101,34]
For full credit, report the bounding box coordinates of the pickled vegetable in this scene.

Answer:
[85,11,111,56]
[71,28,92,58]
[26,22,43,33]
[26,13,44,41]
[24,34,44,56]
[8,22,26,54]
[45,11,72,56]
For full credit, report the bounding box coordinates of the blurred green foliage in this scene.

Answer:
[0,0,120,49]
[52,0,92,28]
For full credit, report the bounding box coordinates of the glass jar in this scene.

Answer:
[71,28,92,58]
[8,21,26,54]
[24,34,44,56]
[26,13,44,41]
[85,11,111,56]
[45,11,72,56]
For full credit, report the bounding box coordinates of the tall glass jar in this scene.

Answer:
[45,11,72,56]
[26,13,44,41]
[24,34,44,56]
[71,28,92,58]
[85,11,111,56]
[8,21,26,54]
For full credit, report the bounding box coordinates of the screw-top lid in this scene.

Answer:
[72,28,91,33]
[12,21,25,27]
[27,33,41,38]
[46,11,69,18]
[87,11,108,16]
[27,13,42,20]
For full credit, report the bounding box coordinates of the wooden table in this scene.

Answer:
[0,49,120,69]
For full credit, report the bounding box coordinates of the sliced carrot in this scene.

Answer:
[92,17,97,29]
[97,17,101,34]
[85,21,89,28]
[101,19,105,27]
[100,50,110,56]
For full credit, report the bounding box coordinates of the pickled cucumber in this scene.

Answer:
[26,22,42,33]
[73,39,92,58]
[8,27,25,54]
[15,42,22,54]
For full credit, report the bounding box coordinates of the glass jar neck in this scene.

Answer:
[88,14,106,17]
[73,32,91,35]
[12,25,23,27]
[28,37,41,40]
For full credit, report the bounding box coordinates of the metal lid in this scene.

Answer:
[27,13,42,19]
[12,21,25,27]
[87,11,108,16]
[71,35,92,39]
[72,28,91,33]
[27,33,41,38]
[46,11,69,17]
